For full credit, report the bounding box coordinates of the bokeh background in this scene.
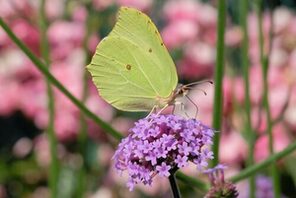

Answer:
[0,0,296,197]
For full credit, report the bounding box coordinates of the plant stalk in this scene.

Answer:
[239,0,256,197]
[39,1,59,197]
[169,167,181,198]
[212,0,227,166]
[256,1,280,197]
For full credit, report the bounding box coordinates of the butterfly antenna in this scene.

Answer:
[146,105,157,118]
[184,80,213,88]
[187,87,208,96]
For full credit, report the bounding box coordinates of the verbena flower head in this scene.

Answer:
[204,164,239,198]
[112,114,214,191]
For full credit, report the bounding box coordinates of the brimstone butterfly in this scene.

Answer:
[87,7,208,113]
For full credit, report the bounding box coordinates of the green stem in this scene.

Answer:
[230,140,296,183]
[256,1,280,197]
[239,0,255,197]
[0,17,123,141]
[212,0,226,166]
[39,1,59,197]
[75,5,93,197]
[169,167,181,198]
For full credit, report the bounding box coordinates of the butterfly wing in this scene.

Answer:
[87,7,178,111]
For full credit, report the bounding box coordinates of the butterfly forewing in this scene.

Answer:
[87,7,178,112]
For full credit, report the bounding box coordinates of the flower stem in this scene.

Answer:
[39,0,59,197]
[212,0,226,166]
[0,17,123,140]
[256,1,280,197]
[169,167,181,198]
[239,0,256,197]
[75,3,94,197]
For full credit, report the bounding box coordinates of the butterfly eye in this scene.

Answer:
[149,48,152,53]
[126,64,132,70]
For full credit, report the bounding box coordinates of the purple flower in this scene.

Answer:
[156,162,171,177]
[204,164,239,198]
[113,114,214,191]
[175,155,188,168]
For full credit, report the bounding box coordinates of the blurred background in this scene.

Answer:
[0,0,296,197]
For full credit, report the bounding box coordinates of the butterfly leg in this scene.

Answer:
[146,105,158,118]
[156,104,169,116]
[180,102,190,118]
[172,104,176,114]
[185,95,199,119]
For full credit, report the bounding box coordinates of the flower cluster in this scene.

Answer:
[204,164,239,198]
[113,114,214,191]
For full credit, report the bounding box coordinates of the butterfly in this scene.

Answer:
[87,7,211,115]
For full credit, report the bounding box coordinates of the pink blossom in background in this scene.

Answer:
[116,0,152,11]
[163,0,199,22]
[268,84,290,120]
[44,0,65,20]
[248,13,271,62]
[33,135,52,168]
[225,27,243,47]
[71,6,88,23]
[88,34,100,53]
[178,42,215,79]
[34,135,67,167]
[111,117,134,135]
[249,66,263,104]
[196,3,217,28]
[269,47,289,68]
[0,0,17,18]
[189,77,238,125]
[254,124,291,162]
[48,21,85,61]
[86,84,114,141]
[11,19,40,54]
[0,28,10,48]
[219,131,248,164]
[92,0,115,10]
[0,79,20,115]
[87,81,114,122]
[161,0,219,79]
[54,111,80,142]
[19,79,47,122]
[273,7,292,34]
[0,0,31,19]
[161,20,198,49]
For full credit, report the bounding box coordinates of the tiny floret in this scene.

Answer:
[112,114,214,190]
